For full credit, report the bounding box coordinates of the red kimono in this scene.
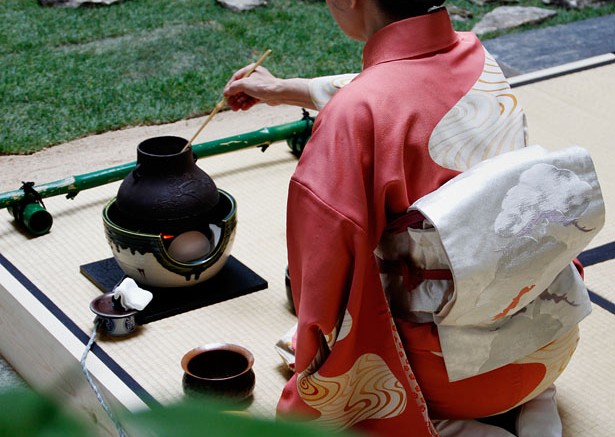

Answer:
[277,9,545,435]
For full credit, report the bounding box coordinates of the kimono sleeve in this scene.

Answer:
[278,167,436,436]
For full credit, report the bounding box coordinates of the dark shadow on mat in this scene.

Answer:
[80,256,268,324]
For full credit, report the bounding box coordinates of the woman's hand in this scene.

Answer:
[223,64,315,111]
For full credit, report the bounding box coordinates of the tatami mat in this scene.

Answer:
[557,305,613,436]
[0,64,614,435]
[483,14,615,76]
[0,141,300,416]
[514,63,615,436]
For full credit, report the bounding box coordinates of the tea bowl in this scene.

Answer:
[181,343,255,401]
[89,292,138,337]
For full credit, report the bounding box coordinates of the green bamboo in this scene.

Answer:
[0,117,313,210]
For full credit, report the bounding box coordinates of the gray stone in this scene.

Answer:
[0,356,25,391]
[39,0,125,6]
[472,6,557,36]
[216,0,267,12]
[543,0,577,8]
[448,5,473,22]
[469,0,519,7]
[483,14,615,76]
[542,0,605,9]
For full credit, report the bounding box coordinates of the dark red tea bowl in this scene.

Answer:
[181,343,255,401]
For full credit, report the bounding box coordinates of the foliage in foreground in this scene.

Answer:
[0,387,360,437]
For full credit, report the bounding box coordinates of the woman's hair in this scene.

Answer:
[377,0,446,19]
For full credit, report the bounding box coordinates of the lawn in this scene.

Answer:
[1,0,613,155]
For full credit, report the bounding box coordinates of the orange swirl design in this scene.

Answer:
[429,49,527,171]
[492,284,536,321]
[514,325,580,406]
[323,310,353,349]
[297,353,407,429]
[325,331,335,348]
[498,93,518,113]
[298,375,322,397]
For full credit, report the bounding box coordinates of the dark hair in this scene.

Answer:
[377,0,446,19]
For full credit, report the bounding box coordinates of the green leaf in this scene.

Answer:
[125,397,361,437]
[0,388,95,437]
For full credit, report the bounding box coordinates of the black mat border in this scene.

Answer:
[0,253,159,408]
[1,239,614,410]
[588,290,615,316]
[577,242,615,315]
[578,242,615,267]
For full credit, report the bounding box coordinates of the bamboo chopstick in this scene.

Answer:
[182,49,272,152]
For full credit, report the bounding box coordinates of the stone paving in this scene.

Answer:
[483,14,615,76]
[0,356,26,390]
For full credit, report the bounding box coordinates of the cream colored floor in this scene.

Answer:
[0,128,301,416]
[1,64,614,436]
[511,63,615,436]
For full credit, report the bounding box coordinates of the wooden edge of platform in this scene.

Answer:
[509,53,615,88]
[0,254,152,435]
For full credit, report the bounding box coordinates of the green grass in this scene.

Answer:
[1,0,613,155]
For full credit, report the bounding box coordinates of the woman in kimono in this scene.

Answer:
[224,1,594,436]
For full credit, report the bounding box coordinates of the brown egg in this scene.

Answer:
[167,230,211,262]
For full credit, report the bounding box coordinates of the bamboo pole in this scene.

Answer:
[0,117,312,210]
[183,49,272,152]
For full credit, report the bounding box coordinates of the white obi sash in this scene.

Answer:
[383,145,605,382]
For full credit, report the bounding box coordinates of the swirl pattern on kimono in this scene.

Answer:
[298,353,407,429]
[514,324,579,406]
[428,49,527,171]
[324,309,353,348]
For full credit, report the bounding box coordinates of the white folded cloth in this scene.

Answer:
[112,277,153,311]
[433,385,562,436]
